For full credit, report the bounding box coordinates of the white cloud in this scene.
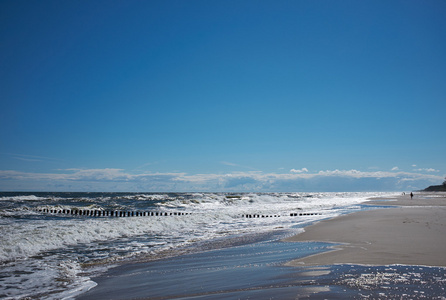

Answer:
[1,168,444,192]
[317,169,379,177]
[290,168,308,173]
[221,161,257,170]
[391,167,399,171]
[413,168,439,173]
[221,161,239,167]
[0,169,182,183]
[63,168,134,181]
[2,153,63,163]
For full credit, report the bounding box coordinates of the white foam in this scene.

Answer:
[0,257,97,300]
[0,192,398,299]
[0,195,48,201]
[1,192,396,263]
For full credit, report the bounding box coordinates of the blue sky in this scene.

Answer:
[1,0,445,192]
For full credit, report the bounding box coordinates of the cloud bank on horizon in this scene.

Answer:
[0,167,443,192]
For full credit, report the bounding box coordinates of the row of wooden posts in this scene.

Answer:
[290,212,323,216]
[37,208,321,218]
[243,213,322,218]
[37,208,190,217]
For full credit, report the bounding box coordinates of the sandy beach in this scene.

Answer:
[286,192,446,267]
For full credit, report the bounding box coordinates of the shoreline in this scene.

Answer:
[75,192,446,299]
[286,192,446,267]
[77,231,330,300]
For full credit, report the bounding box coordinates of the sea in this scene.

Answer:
[1,191,444,299]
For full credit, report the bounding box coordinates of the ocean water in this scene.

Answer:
[0,191,393,299]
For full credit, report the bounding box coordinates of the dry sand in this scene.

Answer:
[286,192,446,267]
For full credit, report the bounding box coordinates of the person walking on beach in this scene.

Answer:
[410,192,413,199]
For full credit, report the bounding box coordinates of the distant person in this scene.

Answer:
[410,192,413,199]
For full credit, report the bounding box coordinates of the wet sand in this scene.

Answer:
[286,192,446,267]
[77,233,333,300]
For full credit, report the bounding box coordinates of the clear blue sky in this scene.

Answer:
[1,0,445,192]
